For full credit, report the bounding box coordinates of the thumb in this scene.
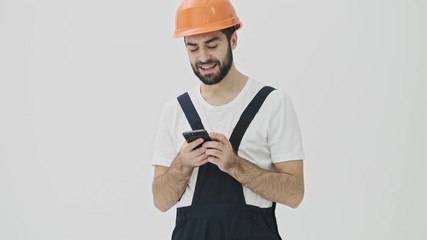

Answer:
[209,132,225,142]
[208,132,226,143]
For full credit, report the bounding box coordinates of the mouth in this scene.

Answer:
[199,63,218,72]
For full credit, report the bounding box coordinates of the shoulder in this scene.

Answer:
[267,89,293,106]
[160,97,180,114]
[249,79,293,108]
[159,85,199,116]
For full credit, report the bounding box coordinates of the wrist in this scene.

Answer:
[225,155,243,176]
[170,154,193,179]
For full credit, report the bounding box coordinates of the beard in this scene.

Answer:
[191,44,233,85]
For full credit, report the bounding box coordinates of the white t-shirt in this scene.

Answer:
[152,79,304,208]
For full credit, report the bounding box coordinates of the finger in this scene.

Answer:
[203,140,223,150]
[208,132,227,143]
[180,142,205,160]
[193,153,209,166]
[205,148,223,158]
[188,138,205,150]
[192,144,207,154]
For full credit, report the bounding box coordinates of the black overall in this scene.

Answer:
[173,86,282,240]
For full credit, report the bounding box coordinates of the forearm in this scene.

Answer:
[227,157,304,208]
[152,155,193,212]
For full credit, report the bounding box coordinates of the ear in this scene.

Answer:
[230,32,238,50]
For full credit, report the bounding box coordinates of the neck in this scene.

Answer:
[200,65,248,106]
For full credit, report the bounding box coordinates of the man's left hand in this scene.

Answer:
[203,132,238,172]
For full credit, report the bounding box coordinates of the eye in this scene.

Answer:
[207,45,218,49]
[188,47,198,52]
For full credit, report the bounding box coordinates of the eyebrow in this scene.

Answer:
[186,37,221,47]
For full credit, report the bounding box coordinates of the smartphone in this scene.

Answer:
[182,129,211,147]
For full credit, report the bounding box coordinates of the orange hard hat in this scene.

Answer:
[174,0,242,38]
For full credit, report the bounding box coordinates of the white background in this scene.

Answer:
[1,0,426,239]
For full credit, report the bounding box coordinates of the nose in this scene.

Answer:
[198,47,211,63]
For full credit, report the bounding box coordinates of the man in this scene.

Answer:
[151,0,305,239]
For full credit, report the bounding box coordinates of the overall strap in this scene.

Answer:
[229,86,275,152]
[177,92,205,130]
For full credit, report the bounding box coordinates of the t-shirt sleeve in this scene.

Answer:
[268,92,305,163]
[151,102,178,167]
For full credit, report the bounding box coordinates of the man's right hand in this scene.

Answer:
[178,138,209,168]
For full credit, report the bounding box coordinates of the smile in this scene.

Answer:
[199,63,217,70]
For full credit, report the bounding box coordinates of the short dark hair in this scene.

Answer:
[220,26,236,41]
